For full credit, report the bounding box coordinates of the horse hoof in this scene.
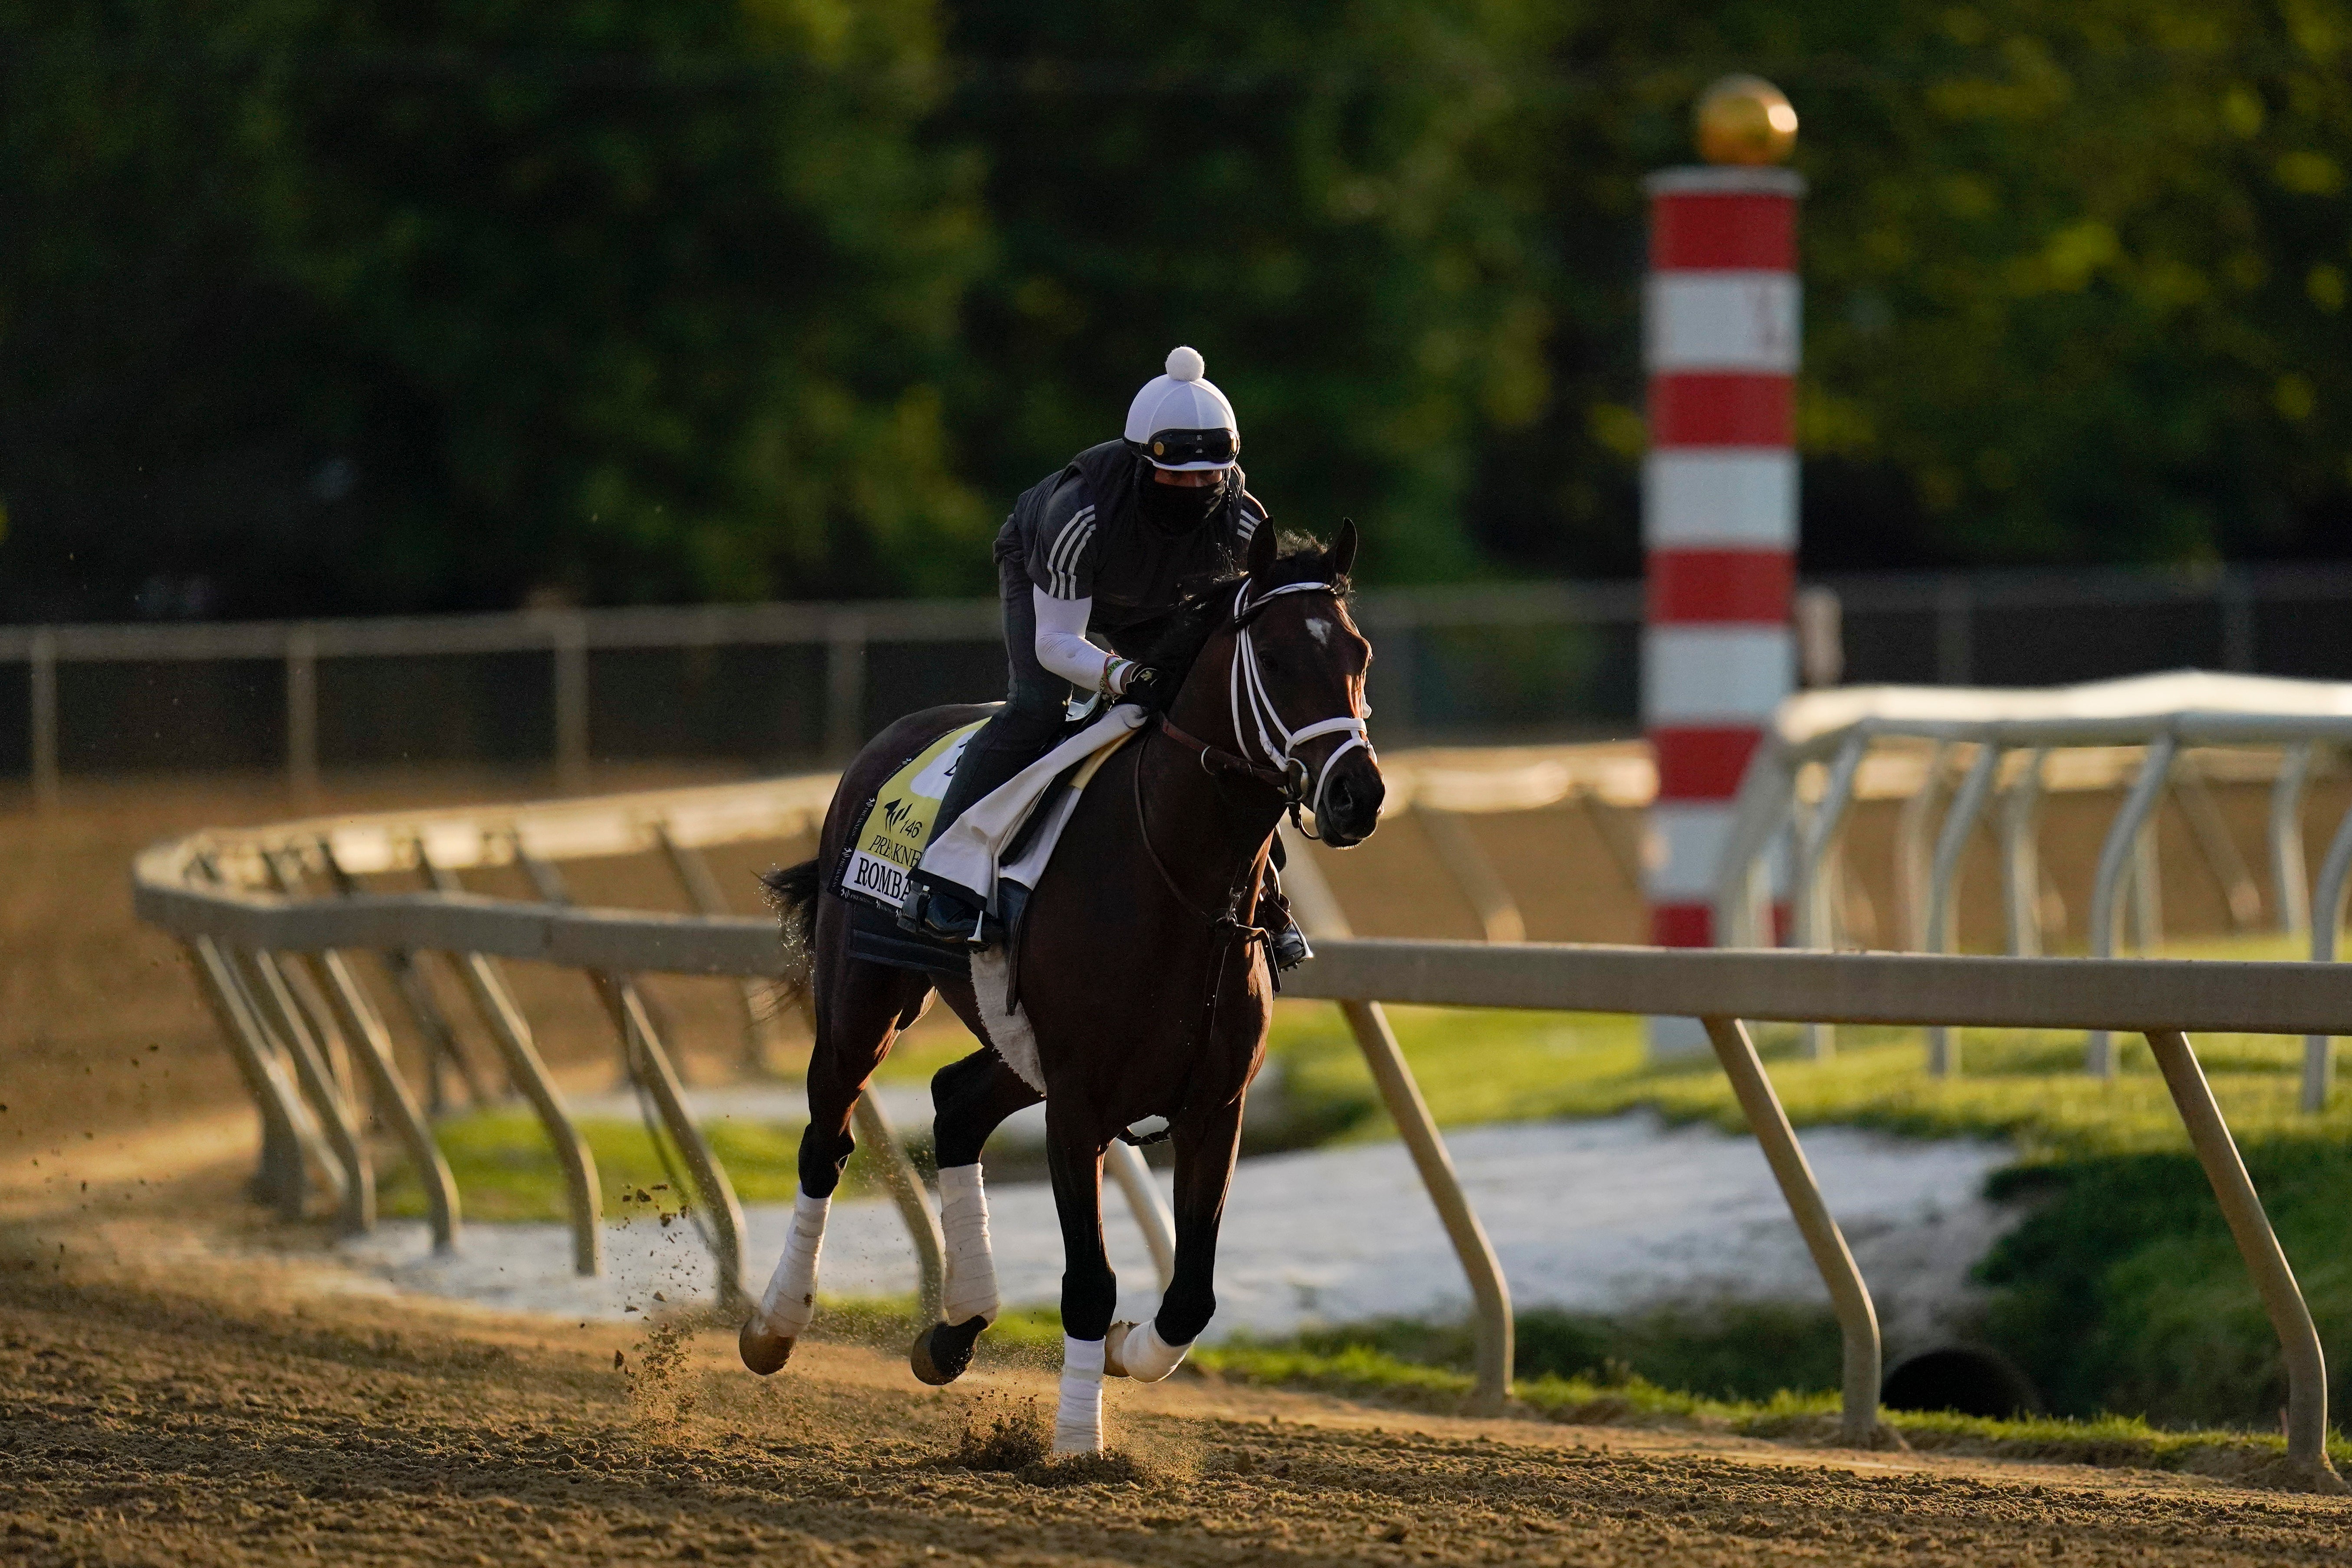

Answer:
[909,1315,988,1386]
[739,1316,795,1375]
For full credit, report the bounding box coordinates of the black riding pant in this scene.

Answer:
[930,552,1159,839]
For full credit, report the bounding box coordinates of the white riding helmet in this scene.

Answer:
[1123,346,1239,470]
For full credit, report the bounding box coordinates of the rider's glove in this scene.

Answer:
[1118,663,1173,711]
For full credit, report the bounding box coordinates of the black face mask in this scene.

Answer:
[1137,468,1228,535]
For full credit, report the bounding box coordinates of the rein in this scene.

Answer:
[1117,573,1367,1123]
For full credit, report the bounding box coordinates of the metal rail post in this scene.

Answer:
[1416,807,1526,943]
[320,843,490,1114]
[2271,742,2316,939]
[1999,747,2047,957]
[2142,1029,2347,1493]
[286,628,319,803]
[1923,743,2001,1075]
[1792,732,1869,1061]
[1933,575,1972,686]
[851,1092,948,1324]
[1895,741,1954,951]
[2172,757,2261,930]
[824,613,867,763]
[2085,733,2176,1076]
[184,935,319,1219]
[29,628,58,810]
[553,612,590,795]
[1105,1139,1177,1291]
[611,983,748,1310]
[657,824,785,1074]
[419,848,603,1275]
[270,849,460,1251]
[2303,803,2352,1112]
[1281,828,1513,1413]
[241,947,374,1235]
[1700,1016,1885,1448]
[2127,812,2166,954]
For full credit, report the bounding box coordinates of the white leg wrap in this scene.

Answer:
[756,1190,829,1339]
[1052,1335,1106,1455]
[1108,1318,1189,1383]
[936,1163,999,1327]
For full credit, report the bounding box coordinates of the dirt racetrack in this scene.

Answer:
[12,766,2352,1562]
[6,1191,2349,1568]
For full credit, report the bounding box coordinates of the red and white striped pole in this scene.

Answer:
[1642,79,1803,1058]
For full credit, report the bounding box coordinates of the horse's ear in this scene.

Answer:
[1246,516,1278,583]
[1328,518,1358,581]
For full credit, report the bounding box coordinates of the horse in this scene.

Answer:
[739,519,1384,1453]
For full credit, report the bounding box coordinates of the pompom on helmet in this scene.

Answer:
[1124,346,1239,470]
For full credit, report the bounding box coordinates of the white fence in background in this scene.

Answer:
[16,559,2352,802]
[1721,671,2352,1101]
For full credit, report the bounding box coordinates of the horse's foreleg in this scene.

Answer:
[742,950,926,1376]
[910,1049,1041,1386]
[1045,1102,1116,1454]
[1108,1092,1243,1384]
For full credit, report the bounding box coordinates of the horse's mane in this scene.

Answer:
[1137,531,1351,689]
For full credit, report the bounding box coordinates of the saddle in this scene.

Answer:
[834,705,1144,981]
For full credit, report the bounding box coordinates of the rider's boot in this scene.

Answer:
[898,688,1061,945]
[1258,856,1314,971]
[1268,904,1314,971]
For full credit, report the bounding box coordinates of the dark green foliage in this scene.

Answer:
[0,0,988,617]
[4,2,2350,617]
[1979,1139,2352,1430]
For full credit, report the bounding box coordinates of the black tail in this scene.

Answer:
[762,858,821,976]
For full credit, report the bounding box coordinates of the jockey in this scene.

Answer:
[900,345,1312,969]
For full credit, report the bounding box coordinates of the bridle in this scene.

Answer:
[1225,580,1372,841]
[1150,578,1373,842]
[1123,575,1372,1075]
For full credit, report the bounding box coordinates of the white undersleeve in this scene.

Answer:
[1032,587,1113,692]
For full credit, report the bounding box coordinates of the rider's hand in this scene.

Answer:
[1118,663,1173,710]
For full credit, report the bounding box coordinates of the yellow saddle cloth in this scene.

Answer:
[835,720,985,911]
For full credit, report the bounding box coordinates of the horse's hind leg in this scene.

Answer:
[909,1049,1041,1385]
[1043,1102,1118,1454]
[1107,1094,1243,1385]
[741,937,932,1375]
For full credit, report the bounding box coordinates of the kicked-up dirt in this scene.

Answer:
[2,1198,2347,1567]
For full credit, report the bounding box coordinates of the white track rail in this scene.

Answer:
[132,750,2352,1488]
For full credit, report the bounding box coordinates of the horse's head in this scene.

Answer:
[1160,519,1385,847]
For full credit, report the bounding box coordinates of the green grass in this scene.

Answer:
[1189,1335,2352,1486]
[374,1110,923,1223]
[376,937,2352,1439]
[794,1294,2348,1487]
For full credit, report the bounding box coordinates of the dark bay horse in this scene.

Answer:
[740,521,1383,1453]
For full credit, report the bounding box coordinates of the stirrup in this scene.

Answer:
[898,883,992,948]
[1269,920,1314,972]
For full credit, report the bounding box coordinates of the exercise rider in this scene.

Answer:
[899,345,1313,969]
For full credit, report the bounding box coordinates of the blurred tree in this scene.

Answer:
[938,0,1561,584]
[1793,0,2352,568]
[3,0,2349,617]
[0,0,988,617]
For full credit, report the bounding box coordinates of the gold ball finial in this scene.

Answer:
[1695,75,1797,166]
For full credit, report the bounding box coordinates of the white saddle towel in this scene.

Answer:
[917,702,1145,912]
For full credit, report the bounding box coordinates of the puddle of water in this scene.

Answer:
[337,1111,2014,1344]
